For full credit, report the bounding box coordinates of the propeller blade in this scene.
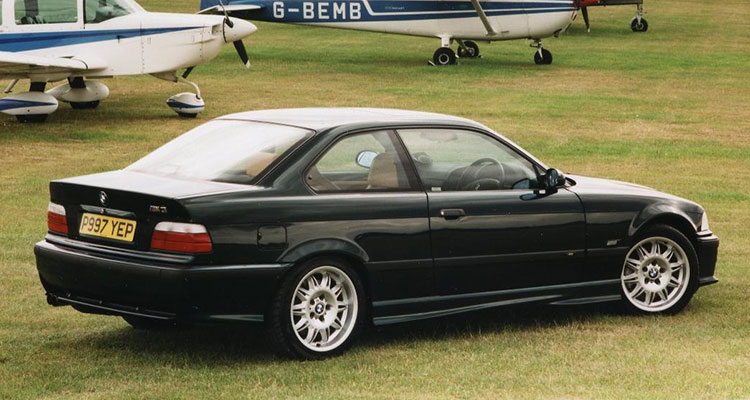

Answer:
[182,66,195,79]
[234,40,251,68]
[582,6,590,32]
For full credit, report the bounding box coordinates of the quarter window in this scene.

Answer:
[307,130,413,193]
[398,128,540,191]
[15,0,78,24]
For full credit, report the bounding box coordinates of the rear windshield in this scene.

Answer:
[127,120,313,184]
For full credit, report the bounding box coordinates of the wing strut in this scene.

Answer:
[469,0,497,35]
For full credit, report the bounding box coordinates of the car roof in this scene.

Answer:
[215,107,484,131]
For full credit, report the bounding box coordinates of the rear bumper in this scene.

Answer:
[35,238,292,323]
[696,232,719,286]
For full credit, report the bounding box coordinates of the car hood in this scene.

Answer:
[566,174,702,210]
[53,170,261,200]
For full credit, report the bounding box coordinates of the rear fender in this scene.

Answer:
[280,238,369,265]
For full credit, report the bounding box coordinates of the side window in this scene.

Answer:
[398,128,540,192]
[15,0,78,24]
[307,130,413,193]
[85,0,136,24]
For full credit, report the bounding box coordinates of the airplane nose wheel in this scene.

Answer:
[432,48,457,66]
[630,17,648,32]
[532,40,553,65]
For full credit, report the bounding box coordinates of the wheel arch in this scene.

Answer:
[277,239,373,314]
[630,205,699,251]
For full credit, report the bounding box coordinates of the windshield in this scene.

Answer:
[127,120,313,184]
[85,0,142,23]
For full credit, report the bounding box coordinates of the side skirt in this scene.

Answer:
[372,279,621,326]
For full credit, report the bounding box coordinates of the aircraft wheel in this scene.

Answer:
[534,48,553,65]
[433,48,457,66]
[631,17,648,32]
[457,41,480,58]
[70,100,100,110]
[16,114,49,123]
[177,112,198,118]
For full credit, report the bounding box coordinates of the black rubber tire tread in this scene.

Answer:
[432,47,457,66]
[533,48,553,65]
[619,224,699,315]
[267,256,366,359]
[16,114,48,123]
[631,17,648,32]
[70,100,100,110]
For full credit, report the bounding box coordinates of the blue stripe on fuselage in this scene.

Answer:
[0,27,200,53]
[203,0,573,23]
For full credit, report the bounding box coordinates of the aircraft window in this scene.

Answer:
[85,0,138,23]
[15,0,78,24]
[398,129,540,192]
[308,130,413,193]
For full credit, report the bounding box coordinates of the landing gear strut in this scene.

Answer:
[532,40,553,65]
[631,3,648,32]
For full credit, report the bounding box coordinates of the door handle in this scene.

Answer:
[440,208,465,220]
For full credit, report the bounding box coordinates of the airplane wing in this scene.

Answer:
[468,0,498,35]
[0,51,107,78]
[198,4,263,15]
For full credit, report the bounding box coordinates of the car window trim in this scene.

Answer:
[303,129,423,195]
[394,126,547,192]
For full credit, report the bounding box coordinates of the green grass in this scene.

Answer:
[1,0,749,398]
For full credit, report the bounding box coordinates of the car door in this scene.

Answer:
[397,127,586,297]
[298,129,433,308]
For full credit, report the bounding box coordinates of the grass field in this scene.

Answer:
[1,0,749,398]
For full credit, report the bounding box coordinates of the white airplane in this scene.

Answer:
[0,0,257,122]
[200,0,579,66]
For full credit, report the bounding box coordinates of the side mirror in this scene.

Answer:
[543,168,565,194]
[355,150,379,168]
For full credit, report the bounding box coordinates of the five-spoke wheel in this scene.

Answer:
[269,258,364,359]
[620,225,698,314]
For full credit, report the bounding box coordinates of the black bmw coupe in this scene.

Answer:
[35,108,719,358]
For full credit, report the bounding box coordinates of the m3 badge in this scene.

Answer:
[149,205,168,214]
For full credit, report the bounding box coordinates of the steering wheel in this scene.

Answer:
[462,178,501,191]
[470,158,501,167]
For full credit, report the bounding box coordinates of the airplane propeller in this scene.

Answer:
[217,0,251,68]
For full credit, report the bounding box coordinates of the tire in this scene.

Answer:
[457,41,480,58]
[70,100,100,110]
[268,257,365,359]
[620,224,699,315]
[631,17,648,32]
[432,47,457,66]
[533,48,553,65]
[122,315,186,330]
[16,114,48,123]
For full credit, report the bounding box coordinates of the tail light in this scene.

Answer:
[150,222,212,254]
[47,202,68,235]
